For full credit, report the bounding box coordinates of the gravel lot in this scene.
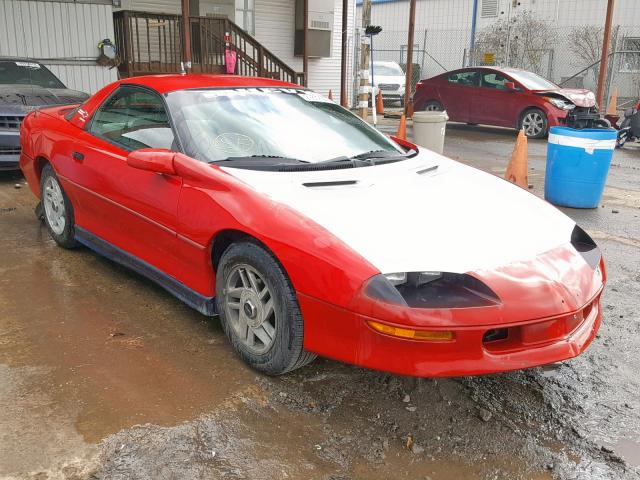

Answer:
[1,122,639,479]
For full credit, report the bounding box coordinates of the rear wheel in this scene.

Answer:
[40,164,78,249]
[424,100,443,112]
[216,242,316,375]
[519,108,548,138]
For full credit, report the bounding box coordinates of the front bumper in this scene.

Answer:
[0,130,21,170]
[547,106,601,129]
[301,245,605,377]
[301,291,601,377]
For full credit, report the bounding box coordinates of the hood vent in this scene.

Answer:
[303,180,358,188]
[416,165,438,175]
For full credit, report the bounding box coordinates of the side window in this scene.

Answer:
[447,71,480,87]
[482,72,510,90]
[89,86,175,151]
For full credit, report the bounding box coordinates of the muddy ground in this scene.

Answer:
[1,123,639,480]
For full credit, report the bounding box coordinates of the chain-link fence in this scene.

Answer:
[353,2,640,111]
[352,28,473,107]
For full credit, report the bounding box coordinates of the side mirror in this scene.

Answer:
[505,81,517,91]
[127,148,176,175]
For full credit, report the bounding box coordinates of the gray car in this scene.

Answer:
[0,58,89,170]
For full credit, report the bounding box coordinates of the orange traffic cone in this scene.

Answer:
[406,100,414,119]
[504,129,528,188]
[606,87,618,115]
[396,114,407,140]
[328,89,334,101]
[376,90,384,115]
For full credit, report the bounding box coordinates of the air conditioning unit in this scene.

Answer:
[295,0,334,58]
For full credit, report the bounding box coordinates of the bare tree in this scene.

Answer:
[474,11,554,74]
[567,25,604,82]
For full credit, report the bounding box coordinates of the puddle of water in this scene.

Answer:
[611,436,640,468]
[0,189,256,443]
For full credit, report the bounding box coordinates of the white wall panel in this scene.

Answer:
[255,0,355,97]
[0,0,118,93]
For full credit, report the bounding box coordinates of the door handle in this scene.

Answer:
[72,151,84,162]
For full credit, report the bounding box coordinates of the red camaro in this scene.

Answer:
[413,67,602,138]
[20,75,605,377]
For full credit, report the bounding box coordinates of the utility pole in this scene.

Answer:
[596,0,615,109]
[358,0,371,120]
[469,0,479,66]
[340,0,349,107]
[403,0,416,113]
[181,0,192,72]
[303,0,309,86]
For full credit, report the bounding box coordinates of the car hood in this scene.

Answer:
[0,84,88,110]
[372,75,405,86]
[537,88,596,108]
[222,151,576,275]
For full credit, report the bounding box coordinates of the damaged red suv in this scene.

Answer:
[413,67,603,138]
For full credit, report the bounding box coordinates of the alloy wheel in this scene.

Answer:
[43,176,66,235]
[223,264,277,354]
[522,111,545,137]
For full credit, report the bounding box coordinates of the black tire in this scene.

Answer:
[423,100,443,112]
[40,164,78,248]
[593,118,611,129]
[216,241,316,375]
[519,108,548,139]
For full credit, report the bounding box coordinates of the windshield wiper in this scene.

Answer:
[351,149,397,159]
[210,155,310,165]
[348,149,410,165]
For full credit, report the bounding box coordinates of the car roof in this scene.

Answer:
[453,66,531,75]
[0,56,42,63]
[116,74,300,94]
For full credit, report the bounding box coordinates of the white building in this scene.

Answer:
[0,0,357,99]
[0,0,119,93]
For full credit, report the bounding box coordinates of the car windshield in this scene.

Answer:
[0,61,65,88]
[166,88,405,167]
[373,63,404,76]
[506,70,558,91]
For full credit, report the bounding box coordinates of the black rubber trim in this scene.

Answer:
[75,226,217,316]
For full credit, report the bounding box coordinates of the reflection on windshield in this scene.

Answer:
[507,71,558,91]
[166,88,403,165]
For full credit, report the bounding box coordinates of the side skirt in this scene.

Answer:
[75,226,217,316]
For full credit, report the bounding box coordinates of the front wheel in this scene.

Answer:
[216,242,316,375]
[424,100,443,112]
[40,164,78,248]
[519,108,548,138]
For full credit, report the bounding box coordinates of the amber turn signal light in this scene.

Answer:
[366,320,454,341]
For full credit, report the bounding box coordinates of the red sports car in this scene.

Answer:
[413,67,602,138]
[20,75,605,377]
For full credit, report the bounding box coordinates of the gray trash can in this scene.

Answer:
[413,110,449,154]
